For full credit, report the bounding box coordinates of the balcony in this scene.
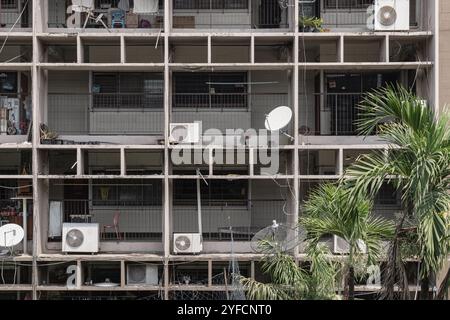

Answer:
[172,179,289,252]
[315,93,363,136]
[46,92,164,144]
[300,0,423,31]
[0,1,32,30]
[172,92,290,143]
[48,199,162,242]
[172,0,289,30]
[48,0,164,31]
[173,199,287,242]
[0,93,32,143]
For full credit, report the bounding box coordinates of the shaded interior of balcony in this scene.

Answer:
[172,0,289,30]
[48,0,164,31]
[171,70,293,145]
[0,0,32,30]
[298,70,412,137]
[0,178,33,253]
[170,149,292,176]
[172,179,290,246]
[47,178,163,243]
[299,0,423,31]
[46,71,164,145]
[0,71,32,144]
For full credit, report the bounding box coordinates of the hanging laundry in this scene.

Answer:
[71,0,94,9]
[133,0,159,14]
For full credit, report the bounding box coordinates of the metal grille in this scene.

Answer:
[1,0,18,10]
[324,0,373,10]
[173,0,248,10]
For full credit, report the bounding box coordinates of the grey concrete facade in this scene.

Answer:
[0,0,441,300]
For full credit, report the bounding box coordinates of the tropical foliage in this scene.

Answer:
[242,85,449,300]
[240,245,339,300]
[301,183,395,299]
[344,85,450,299]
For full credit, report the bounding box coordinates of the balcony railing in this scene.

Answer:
[0,1,31,29]
[300,0,420,30]
[172,92,289,132]
[311,93,363,136]
[173,199,288,241]
[48,0,164,30]
[173,0,289,29]
[47,93,164,135]
[50,199,162,242]
[173,92,288,111]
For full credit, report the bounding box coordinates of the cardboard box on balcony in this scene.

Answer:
[0,107,8,119]
[17,179,32,196]
[173,16,195,29]
[126,13,139,28]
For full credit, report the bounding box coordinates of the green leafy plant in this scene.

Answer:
[300,16,324,32]
[344,85,450,299]
[301,183,395,300]
[240,244,339,300]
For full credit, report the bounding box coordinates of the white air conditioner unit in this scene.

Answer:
[173,233,203,254]
[127,264,159,286]
[374,0,410,31]
[62,223,99,253]
[333,235,367,254]
[169,122,201,144]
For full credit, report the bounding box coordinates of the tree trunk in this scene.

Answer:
[348,266,355,300]
[382,203,412,300]
[420,275,430,300]
[436,267,450,300]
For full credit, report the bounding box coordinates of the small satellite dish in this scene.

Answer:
[251,220,306,254]
[94,278,119,287]
[264,106,294,141]
[265,106,292,131]
[0,224,25,247]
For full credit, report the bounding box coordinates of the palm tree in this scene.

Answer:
[240,244,339,300]
[300,183,395,300]
[344,85,450,299]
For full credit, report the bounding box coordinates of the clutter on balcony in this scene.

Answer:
[66,0,161,29]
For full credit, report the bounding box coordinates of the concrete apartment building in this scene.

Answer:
[0,0,441,300]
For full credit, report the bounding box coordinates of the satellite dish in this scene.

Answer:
[94,278,119,287]
[250,220,306,254]
[265,106,292,131]
[264,106,295,141]
[0,224,25,247]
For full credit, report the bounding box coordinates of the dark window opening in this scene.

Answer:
[173,0,248,10]
[92,73,164,110]
[91,174,162,206]
[173,72,248,109]
[173,171,248,205]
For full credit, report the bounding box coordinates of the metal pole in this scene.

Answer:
[23,198,27,255]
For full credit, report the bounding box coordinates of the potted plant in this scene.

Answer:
[40,124,59,144]
[300,16,324,32]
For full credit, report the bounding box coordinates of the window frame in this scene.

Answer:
[0,0,19,11]
[91,72,164,111]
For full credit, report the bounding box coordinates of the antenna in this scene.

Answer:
[265,106,295,141]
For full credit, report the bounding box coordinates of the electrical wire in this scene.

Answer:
[0,0,30,57]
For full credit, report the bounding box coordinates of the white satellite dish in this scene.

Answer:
[265,106,294,141]
[0,224,25,247]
